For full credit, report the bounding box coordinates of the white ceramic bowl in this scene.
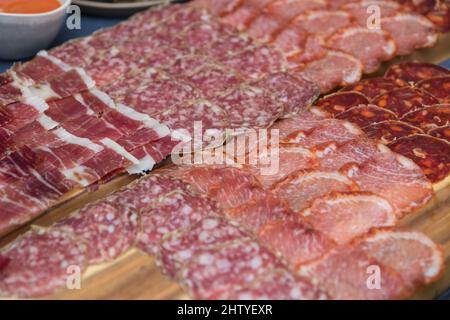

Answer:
[0,0,71,60]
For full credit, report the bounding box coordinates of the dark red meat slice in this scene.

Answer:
[363,120,424,144]
[315,91,370,116]
[401,104,450,131]
[336,104,398,128]
[416,76,450,103]
[341,77,407,99]
[385,62,450,84]
[428,125,450,142]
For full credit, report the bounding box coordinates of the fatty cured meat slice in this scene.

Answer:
[381,13,438,56]
[270,108,328,139]
[354,228,444,289]
[193,0,242,16]
[388,134,450,184]
[416,76,450,103]
[221,3,261,30]
[340,77,407,99]
[217,268,329,300]
[272,25,309,56]
[13,54,68,84]
[253,72,320,117]
[180,239,284,300]
[297,246,411,300]
[428,125,450,142]
[326,28,396,74]
[49,39,97,70]
[264,0,328,20]
[290,10,354,37]
[300,192,396,245]
[347,143,433,215]
[225,195,294,233]
[258,220,335,267]
[372,87,439,117]
[341,1,401,26]
[298,51,363,93]
[0,228,87,298]
[385,62,450,84]
[55,202,138,264]
[157,216,252,279]
[213,83,283,130]
[246,14,286,43]
[272,170,359,212]
[286,36,328,70]
[363,120,424,144]
[336,104,398,128]
[401,104,450,131]
[314,91,370,116]
[137,190,217,255]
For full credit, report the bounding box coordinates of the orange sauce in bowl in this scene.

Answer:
[0,0,61,14]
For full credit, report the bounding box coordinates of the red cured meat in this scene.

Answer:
[385,62,450,84]
[15,55,66,84]
[246,14,285,43]
[205,32,254,60]
[354,228,444,289]
[336,104,398,128]
[0,228,87,298]
[221,4,260,30]
[342,1,400,26]
[388,134,450,184]
[372,87,439,117]
[315,91,370,116]
[401,104,450,131]
[300,192,396,244]
[272,26,309,56]
[341,77,407,99]
[297,246,411,299]
[428,125,450,142]
[137,190,217,254]
[217,268,329,300]
[417,76,450,103]
[193,0,243,16]
[298,51,363,93]
[226,195,294,233]
[258,220,335,267]
[363,120,424,144]
[158,216,252,279]
[381,13,438,56]
[272,170,359,212]
[264,0,328,20]
[326,28,396,73]
[182,21,232,52]
[270,109,327,139]
[287,36,328,70]
[50,39,97,68]
[180,239,284,299]
[291,10,354,37]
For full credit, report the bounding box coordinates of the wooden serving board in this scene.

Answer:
[0,36,449,300]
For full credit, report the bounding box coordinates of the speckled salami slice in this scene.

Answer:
[0,228,87,298]
[181,20,232,52]
[372,87,439,117]
[221,4,260,30]
[272,26,309,56]
[388,134,450,184]
[315,91,370,116]
[385,62,450,84]
[291,10,354,37]
[180,239,284,299]
[272,170,359,212]
[340,77,407,99]
[428,125,450,142]
[258,220,335,267]
[401,104,450,131]
[416,76,450,103]
[205,32,254,60]
[363,120,424,144]
[287,36,328,70]
[157,216,252,279]
[336,104,398,128]
[246,14,285,43]
[300,192,396,245]
[137,190,217,254]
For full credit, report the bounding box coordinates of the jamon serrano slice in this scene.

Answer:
[385,62,450,84]
[336,104,398,128]
[300,192,396,244]
[340,77,407,99]
[401,104,450,131]
[314,91,370,116]
[363,120,424,144]
[271,108,328,139]
[272,170,359,212]
[258,220,335,267]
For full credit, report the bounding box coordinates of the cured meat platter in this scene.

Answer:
[0,0,450,299]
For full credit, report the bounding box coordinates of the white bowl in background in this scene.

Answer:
[0,0,71,60]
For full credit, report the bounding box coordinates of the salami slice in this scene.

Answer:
[264,0,328,20]
[221,4,260,30]
[55,202,138,264]
[416,76,450,103]
[180,239,284,299]
[137,190,217,254]
[287,36,328,70]
[193,0,242,16]
[298,51,363,93]
[428,125,450,142]
[401,104,450,131]
[258,220,335,267]
[388,134,450,184]
[354,228,444,289]
[217,268,329,300]
[314,91,370,116]
[326,27,396,73]
[291,10,354,37]
[372,87,439,117]
[381,13,438,56]
[297,246,411,299]
[157,216,252,279]
[272,26,309,56]
[336,104,398,128]
[385,62,450,84]
[340,77,407,99]
[226,195,294,233]
[300,192,396,245]
[342,1,400,26]
[0,228,87,298]
[205,32,254,60]
[363,120,424,144]
[347,143,433,215]
[246,14,285,43]
[272,170,359,212]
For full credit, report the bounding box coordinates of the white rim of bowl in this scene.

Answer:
[0,0,72,18]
